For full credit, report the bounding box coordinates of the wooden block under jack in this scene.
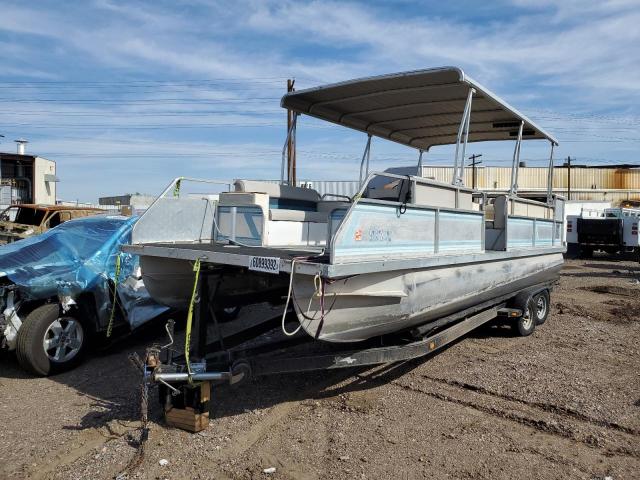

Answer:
[165,408,210,432]
[164,381,211,433]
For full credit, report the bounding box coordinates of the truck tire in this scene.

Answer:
[16,304,87,376]
[533,290,550,325]
[513,299,536,337]
[579,246,593,259]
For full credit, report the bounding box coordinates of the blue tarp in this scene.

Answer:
[0,215,168,329]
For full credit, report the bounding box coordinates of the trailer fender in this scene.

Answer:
[509,286,547,311]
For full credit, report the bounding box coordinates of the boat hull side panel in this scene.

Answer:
[140,256,197,309]
[293,252,563,342]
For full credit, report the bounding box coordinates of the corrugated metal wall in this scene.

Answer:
[420,166,640,190]
[420,166,640,203]
[300,180,360,198]
[260,168,640,204]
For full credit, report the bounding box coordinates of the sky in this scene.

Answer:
[0,0,638,202]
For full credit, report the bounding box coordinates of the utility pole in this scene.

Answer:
[468,153,482,189]
[567,156,571,201]
[286,79,296,186]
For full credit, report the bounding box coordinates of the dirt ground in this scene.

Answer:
[1,257,639,480]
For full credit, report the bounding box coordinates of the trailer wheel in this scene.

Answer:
[513,299,536,337]
[533,290,550,325]
[16,304,87,376]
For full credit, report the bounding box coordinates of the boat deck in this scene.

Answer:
[124,241,565,279]
[146,242,326,261]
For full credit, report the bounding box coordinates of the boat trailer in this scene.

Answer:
[136,270,553,432]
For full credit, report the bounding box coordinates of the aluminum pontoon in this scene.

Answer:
[125,66,564,344]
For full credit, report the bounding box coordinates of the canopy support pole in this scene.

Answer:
[280,113,298,185]
[509,121,524,195]
[546,142,555,205]
[416,149,425,176]
[459,103,472,184]
[359,134,373,186]
[452,88,475,185]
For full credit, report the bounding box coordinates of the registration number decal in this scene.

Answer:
[248,256,280,274]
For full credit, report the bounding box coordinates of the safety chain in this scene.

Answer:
[116,353,151,479]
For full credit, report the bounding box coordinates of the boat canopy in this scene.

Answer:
[281,67,558,151]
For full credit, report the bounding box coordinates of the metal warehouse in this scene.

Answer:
[421,165,640,203]
[0,140,57,208]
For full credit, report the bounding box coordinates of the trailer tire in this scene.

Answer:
[513,299,536,337]
[533,290,550,325]
[16,304,87,376]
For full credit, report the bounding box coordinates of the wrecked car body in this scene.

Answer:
[0,204,103,244]
[0,215,168,375]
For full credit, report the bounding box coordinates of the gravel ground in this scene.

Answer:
[1,257,639,480]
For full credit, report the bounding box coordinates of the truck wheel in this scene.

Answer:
[16,304,87,376]
[579,246,593,259]
[533,290,550,325]
[513,299,536,337]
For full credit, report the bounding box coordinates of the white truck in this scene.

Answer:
[566,207,640,258]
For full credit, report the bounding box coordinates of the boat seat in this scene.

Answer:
[234,180,320,203]
[269,209,328,222]
[484,202,495,221]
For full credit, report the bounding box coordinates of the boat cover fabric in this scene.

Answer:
[281,67,558,150]
[0,215,169,329]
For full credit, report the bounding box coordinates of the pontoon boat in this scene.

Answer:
[125,67,565,343]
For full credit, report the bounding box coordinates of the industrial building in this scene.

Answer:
[287,165,640,206]
[0,140,57,208]
[421,164,640,204]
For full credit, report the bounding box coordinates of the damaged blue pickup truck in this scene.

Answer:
[0,215,168,376]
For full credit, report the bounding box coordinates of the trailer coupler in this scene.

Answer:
[145,352,250,386]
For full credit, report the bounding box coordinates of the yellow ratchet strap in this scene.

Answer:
[184,258,202,380]
[106,254,122,338]
[173,178,182,197]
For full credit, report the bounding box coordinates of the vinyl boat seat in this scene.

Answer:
[221,180,348,246]
[233,180,325,222]
[234,180,320,204]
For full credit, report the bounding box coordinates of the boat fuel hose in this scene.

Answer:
[184,257,203,382]
[106,253,122,338]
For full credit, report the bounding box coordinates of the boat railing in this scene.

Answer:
[328,171,486,264]
[487,194,565,251]
[131,177,233,245]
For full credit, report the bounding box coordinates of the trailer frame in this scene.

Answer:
[141,272,554,431]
